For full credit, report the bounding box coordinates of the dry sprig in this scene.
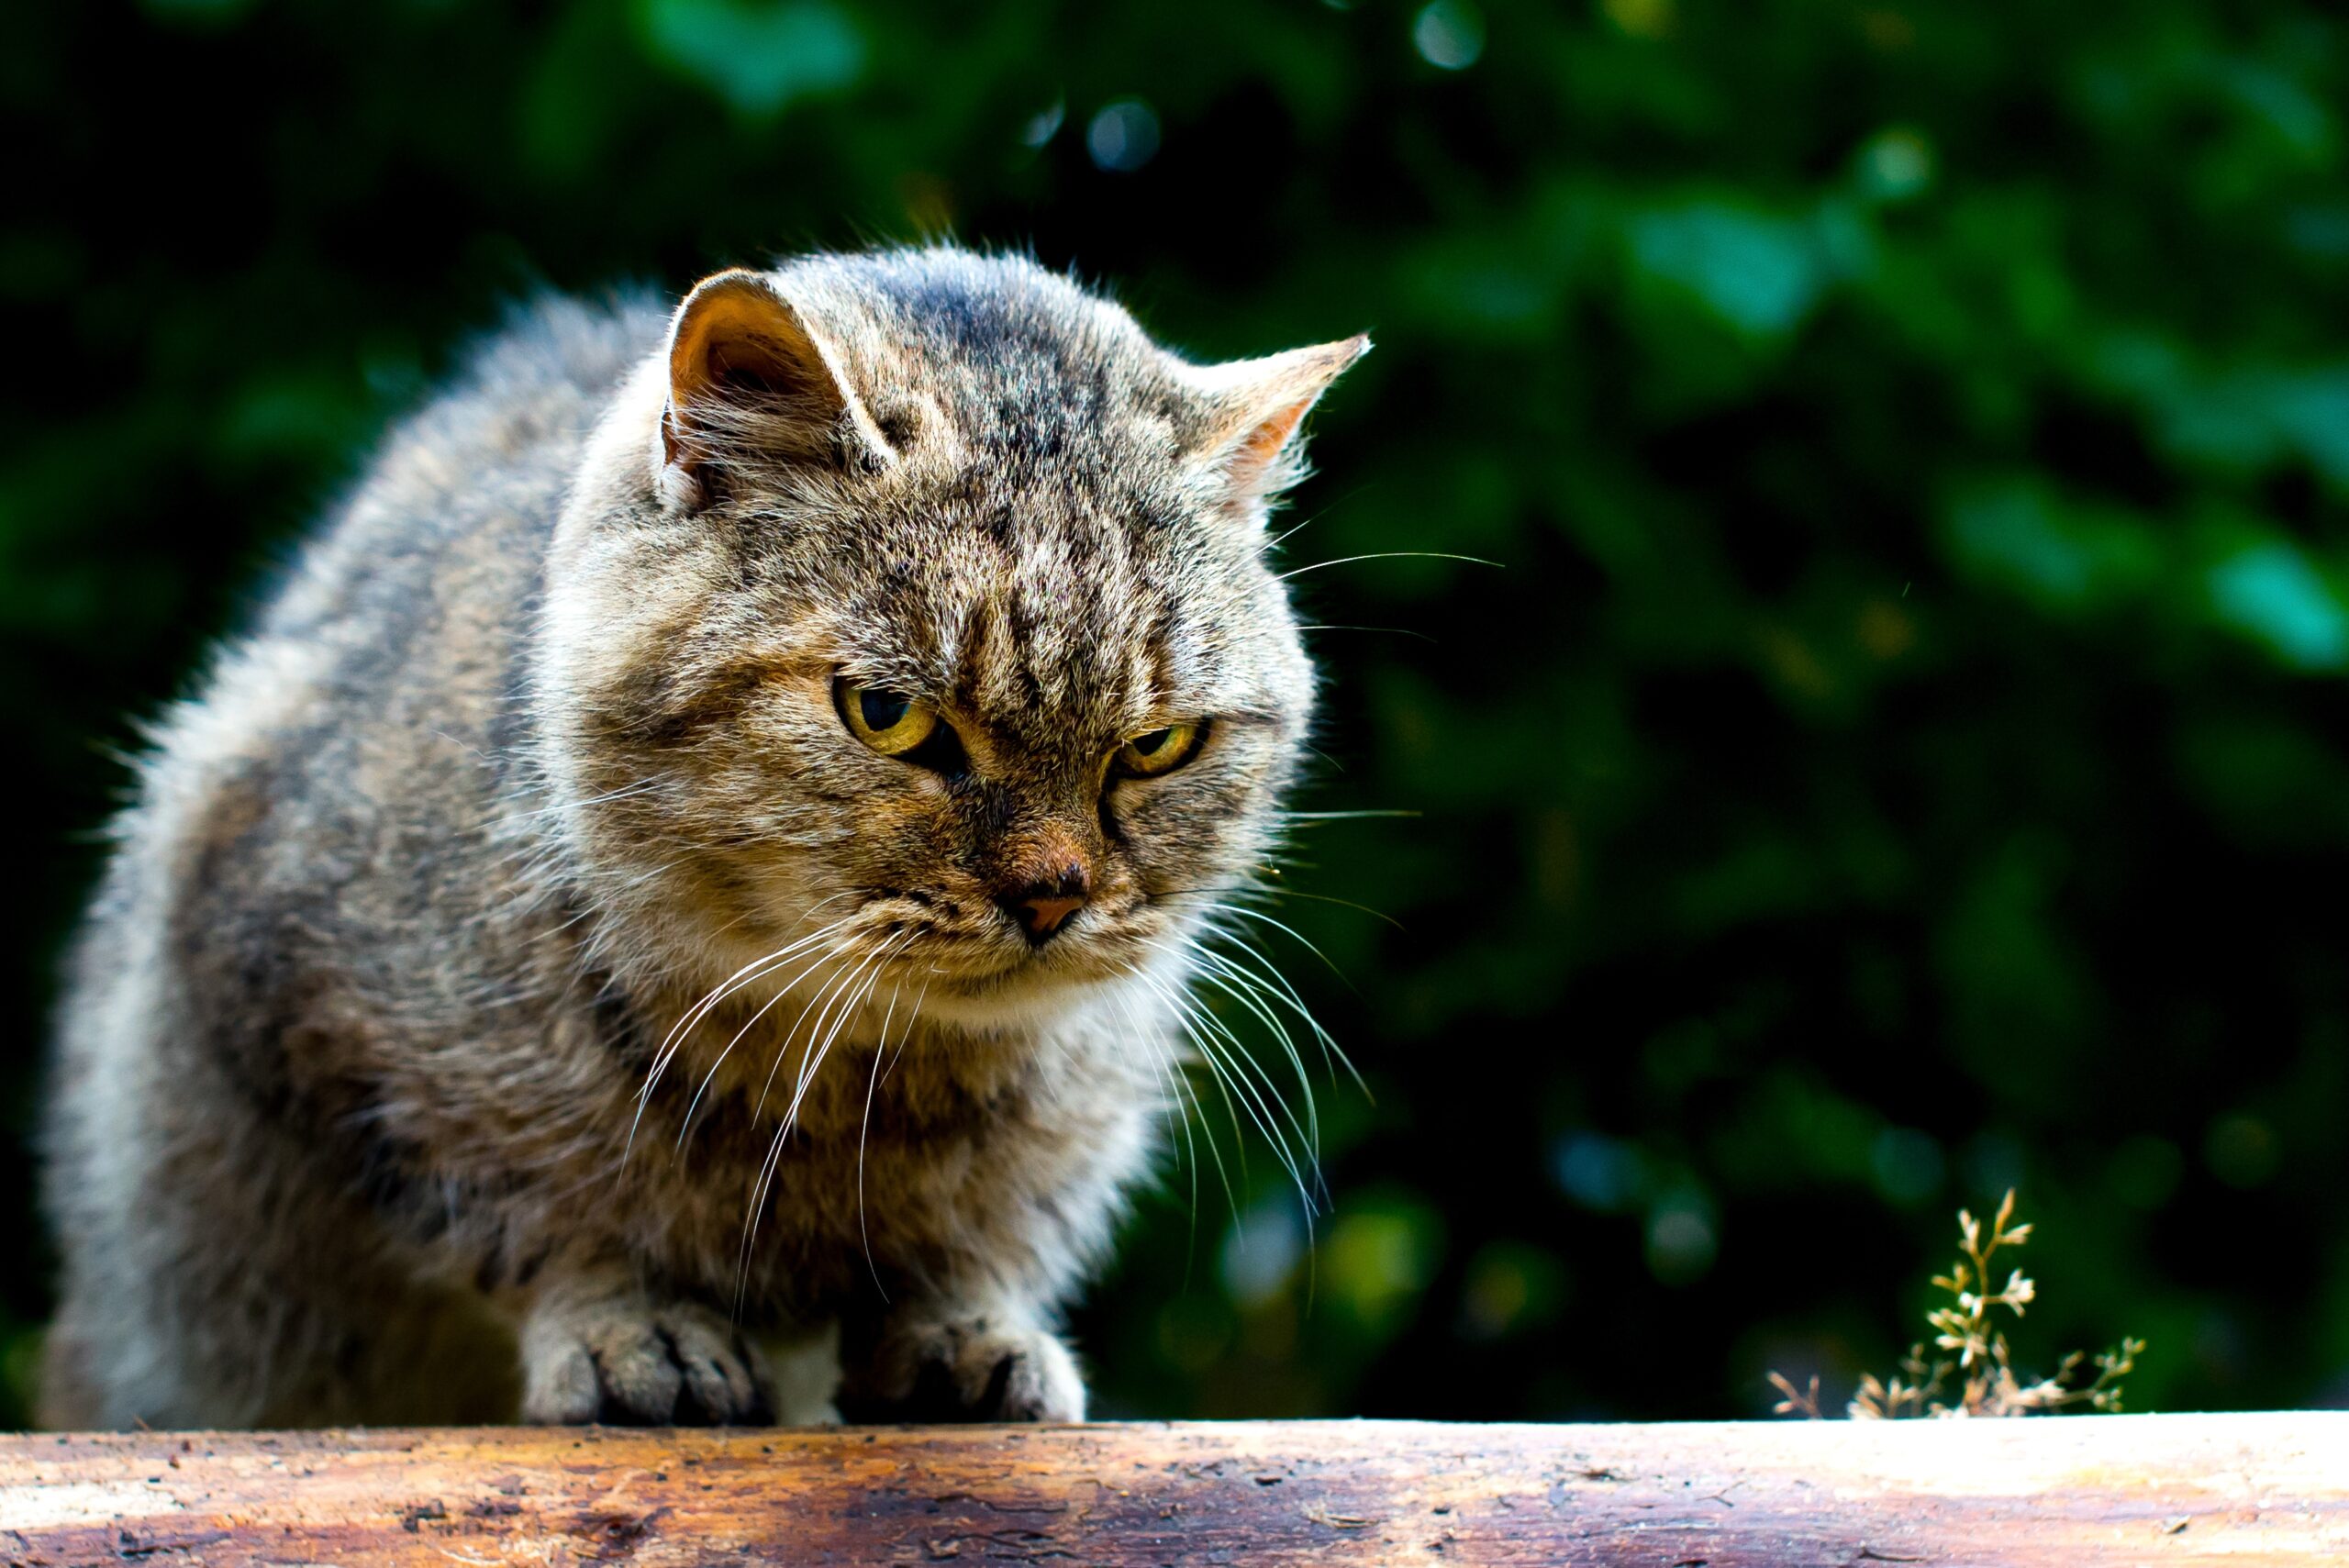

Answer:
[1770,1190,2143,1419]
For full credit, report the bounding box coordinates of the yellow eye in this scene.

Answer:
[836,680,940,757]
[1114,722,1203,778]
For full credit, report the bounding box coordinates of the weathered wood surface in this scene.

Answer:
[0,1414,2343,1566]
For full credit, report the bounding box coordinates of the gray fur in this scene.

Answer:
[40,248,1361,1428]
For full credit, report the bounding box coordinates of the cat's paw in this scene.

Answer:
[840,1312,1085,1424]
[520,1298,774,1426]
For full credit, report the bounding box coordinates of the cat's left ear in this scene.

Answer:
[1181,335,1370,514]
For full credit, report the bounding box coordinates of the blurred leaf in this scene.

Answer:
[2203,539,2349,671]
[638,0,863,117]
[1624,198,1831,342]
[1942,478,2160,611]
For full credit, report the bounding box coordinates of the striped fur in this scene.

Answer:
[40,249,1360,1428]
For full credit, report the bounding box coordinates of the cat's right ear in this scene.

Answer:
[655,269,891,510]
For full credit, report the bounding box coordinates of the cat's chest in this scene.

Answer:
[629,1039,1141,1289]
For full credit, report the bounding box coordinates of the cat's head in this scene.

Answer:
[540,249,1362,1032]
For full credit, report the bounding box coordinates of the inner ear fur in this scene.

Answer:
[659,269,891,504]
[1184,334,1371,508]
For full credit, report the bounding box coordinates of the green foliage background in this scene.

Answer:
[6,0,2349,1423]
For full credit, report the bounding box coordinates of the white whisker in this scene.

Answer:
[674,928,867,1157]
[735,930,917,1307]
[1275,550,1498,582]
[622,901,863,1160]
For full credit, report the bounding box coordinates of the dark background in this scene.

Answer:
[7,0,2349,1425]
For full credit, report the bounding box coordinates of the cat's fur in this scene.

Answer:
[39,248,1363,1429]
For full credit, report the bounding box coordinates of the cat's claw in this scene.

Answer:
[840,1313,1085,1424]
[521,1298,774,1426]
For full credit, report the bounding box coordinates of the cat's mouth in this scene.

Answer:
[740,888,1161,1032]
[890,907,1149,1006]
[936,921,1127,986]
[847,889,1147,965]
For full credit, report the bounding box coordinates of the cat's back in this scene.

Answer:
[59,290,659,1052]
[262,291,662,651]
[157,293,656,802]
[41,292,665,1426]
[61,300,648,1099]
[105,290,666,983]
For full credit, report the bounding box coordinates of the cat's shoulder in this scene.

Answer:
[380,289,666,474]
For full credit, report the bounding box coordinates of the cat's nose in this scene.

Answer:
[997,866,1091,944]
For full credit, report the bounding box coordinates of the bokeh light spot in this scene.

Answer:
[1855,127,1934,202]
[1627,202,1825,340]
[1552,1131,1650,1213]
[1154,1297,1234,1375]
[1870,1127,1946,1207]
[1459,1241,1568,1340]
[2206,1113,2281,1190]
[1413,1,1485,70]
[1019,98,1064,148]
[140,0,255,21]
[1325,1201,1444,1336]
[1645,1195,1717,1285]
[1219,1198,1306,1307]
[1858,8,1914,50]
[1601,0,1674,39]
[1086,98,1161,172]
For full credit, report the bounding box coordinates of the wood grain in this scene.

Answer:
[1,1415,2343,1565]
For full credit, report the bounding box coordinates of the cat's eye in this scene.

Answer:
[1113,722,1204,779]
[836,679,940,757]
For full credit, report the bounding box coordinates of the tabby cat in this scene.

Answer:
[40,248,1363,1427]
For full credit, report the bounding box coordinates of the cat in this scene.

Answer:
[39,247,1364,1429]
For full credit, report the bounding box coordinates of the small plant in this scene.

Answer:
[1770,1190,2143,1419]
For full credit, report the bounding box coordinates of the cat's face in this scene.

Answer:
[542,251,1361,1032]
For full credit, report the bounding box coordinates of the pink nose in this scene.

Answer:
[997,862,1092,945]
[1012,894,1085,938]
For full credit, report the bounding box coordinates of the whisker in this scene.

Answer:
[633,898,861,1105]
[1275,550,1499,582]
[1161,884,1397,956]
[780,933,906,1131]
[1235,886,1408,933]
[1163,941,1321,1156]
[1125,967,1252,1195]
[1275,809,1423,822]
[622,912,863,1166]
[676,929,869,1157]
[1180,916,1366,1095]
[735,932,913,1308]
[745,934,890,1129]
[1296,623,1438,643]
[1261,482,1375,555]
[646,915,854,1083]
[1134,965,1314,1210]
[855,973,911,1301]
[1108,980,1219,1254]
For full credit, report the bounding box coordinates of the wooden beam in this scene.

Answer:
[1,1414,2343,1565]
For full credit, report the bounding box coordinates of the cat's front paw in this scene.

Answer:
[520,1297,774,1426]
[840,1311,1085,1424]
